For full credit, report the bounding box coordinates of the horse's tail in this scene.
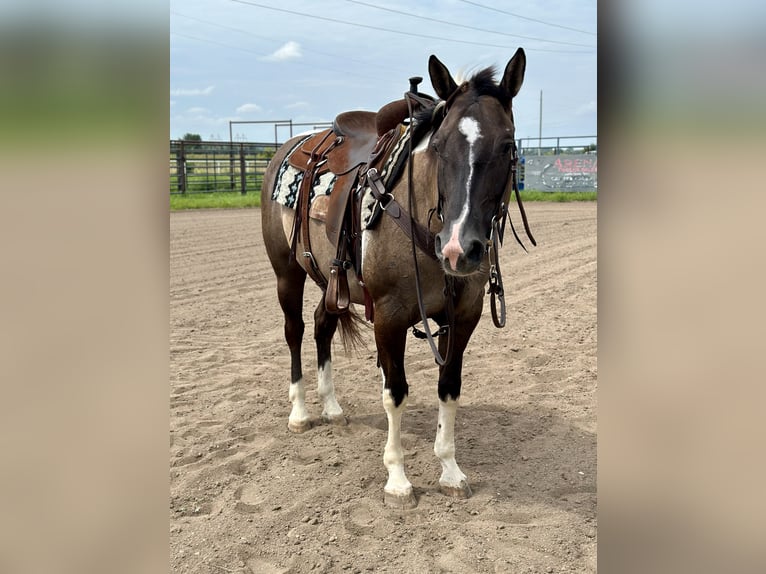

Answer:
[337,304,368,355]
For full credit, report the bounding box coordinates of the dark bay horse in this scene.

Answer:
[261,49,529,508]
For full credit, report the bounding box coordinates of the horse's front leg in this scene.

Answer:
[375,317,417,509]
[434,397,471,498]
[434,313,480,498]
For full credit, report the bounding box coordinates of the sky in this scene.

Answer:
[170,0,597,144]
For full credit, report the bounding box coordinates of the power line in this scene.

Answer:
[172,11,412,75]
[170,32,385,81]
[227,0,595,54]
[341,0,595,48]
[457,0,597,36]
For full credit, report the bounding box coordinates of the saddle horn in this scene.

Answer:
[375,76,435,137]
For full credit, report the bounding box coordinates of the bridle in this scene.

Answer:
[393,84,536,366]
[486,141,537,328]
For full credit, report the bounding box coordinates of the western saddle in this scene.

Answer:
[286,78,434,318]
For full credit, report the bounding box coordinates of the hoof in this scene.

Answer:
[439,482,473,499]
[384,490,418,509]
[322,414,348,426]
[287,419,313,433]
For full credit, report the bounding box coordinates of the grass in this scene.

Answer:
[518,190,597,202]
[170,173,263,194]
[170,192,261,210]
[169,189,596,211]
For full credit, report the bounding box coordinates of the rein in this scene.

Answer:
[487,143,536,327]
[405,91,455,367]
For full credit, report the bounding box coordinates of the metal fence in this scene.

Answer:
[170,133,598,195]
[169,140,280,195]
[517,135,597,156]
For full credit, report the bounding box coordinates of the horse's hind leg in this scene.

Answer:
[313,300,347,425]
[276,265,311,433]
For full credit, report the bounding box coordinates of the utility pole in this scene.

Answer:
[538,90,543,155]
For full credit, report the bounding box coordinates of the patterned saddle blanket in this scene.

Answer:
[271,125,413,231]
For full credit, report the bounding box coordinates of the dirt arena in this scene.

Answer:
[170,202,597,573]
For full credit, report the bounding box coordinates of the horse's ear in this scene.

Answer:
[501,48,526,99]
[429,55,459,101]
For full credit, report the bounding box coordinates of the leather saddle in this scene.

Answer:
[287,110,387,247]
[285,86,432,315]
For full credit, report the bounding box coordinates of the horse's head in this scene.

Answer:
[428,49,526,276]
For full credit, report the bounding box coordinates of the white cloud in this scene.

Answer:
[170,85,215,97]
[261,41,302,62]
[285,101,309,110]
[576,100,597,116]
[187,106,208,114]
[236,103,262,114]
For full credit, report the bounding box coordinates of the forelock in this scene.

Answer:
[468,66,510,106]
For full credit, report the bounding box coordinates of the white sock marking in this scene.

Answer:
[288,378,309,427]
[382,388,412,496]
[317,360,343,418]
[434,398,468,488]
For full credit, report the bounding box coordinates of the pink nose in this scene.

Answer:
[441,228,464,271]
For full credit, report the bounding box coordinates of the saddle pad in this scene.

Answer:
[272,124,414,231]
[272,134,337,212]
[358,124,412,231]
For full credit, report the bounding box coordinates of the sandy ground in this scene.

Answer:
[170,202,597,573]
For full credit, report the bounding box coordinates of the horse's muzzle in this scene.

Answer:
[435,233,485,276]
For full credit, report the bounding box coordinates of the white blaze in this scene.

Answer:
[454,116,482,230]
[442,116,482,270]
[459,116,482,145]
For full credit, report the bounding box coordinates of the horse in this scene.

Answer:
[261,48,531,508]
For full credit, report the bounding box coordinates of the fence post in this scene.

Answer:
[239,143,247,195]
[178,141,186,194]
[229,143,235,191]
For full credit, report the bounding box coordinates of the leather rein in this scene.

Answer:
[487,142,537,328]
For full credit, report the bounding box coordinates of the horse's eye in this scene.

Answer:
[500,141,513,155]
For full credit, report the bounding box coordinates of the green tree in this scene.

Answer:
[181,132,202,142]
